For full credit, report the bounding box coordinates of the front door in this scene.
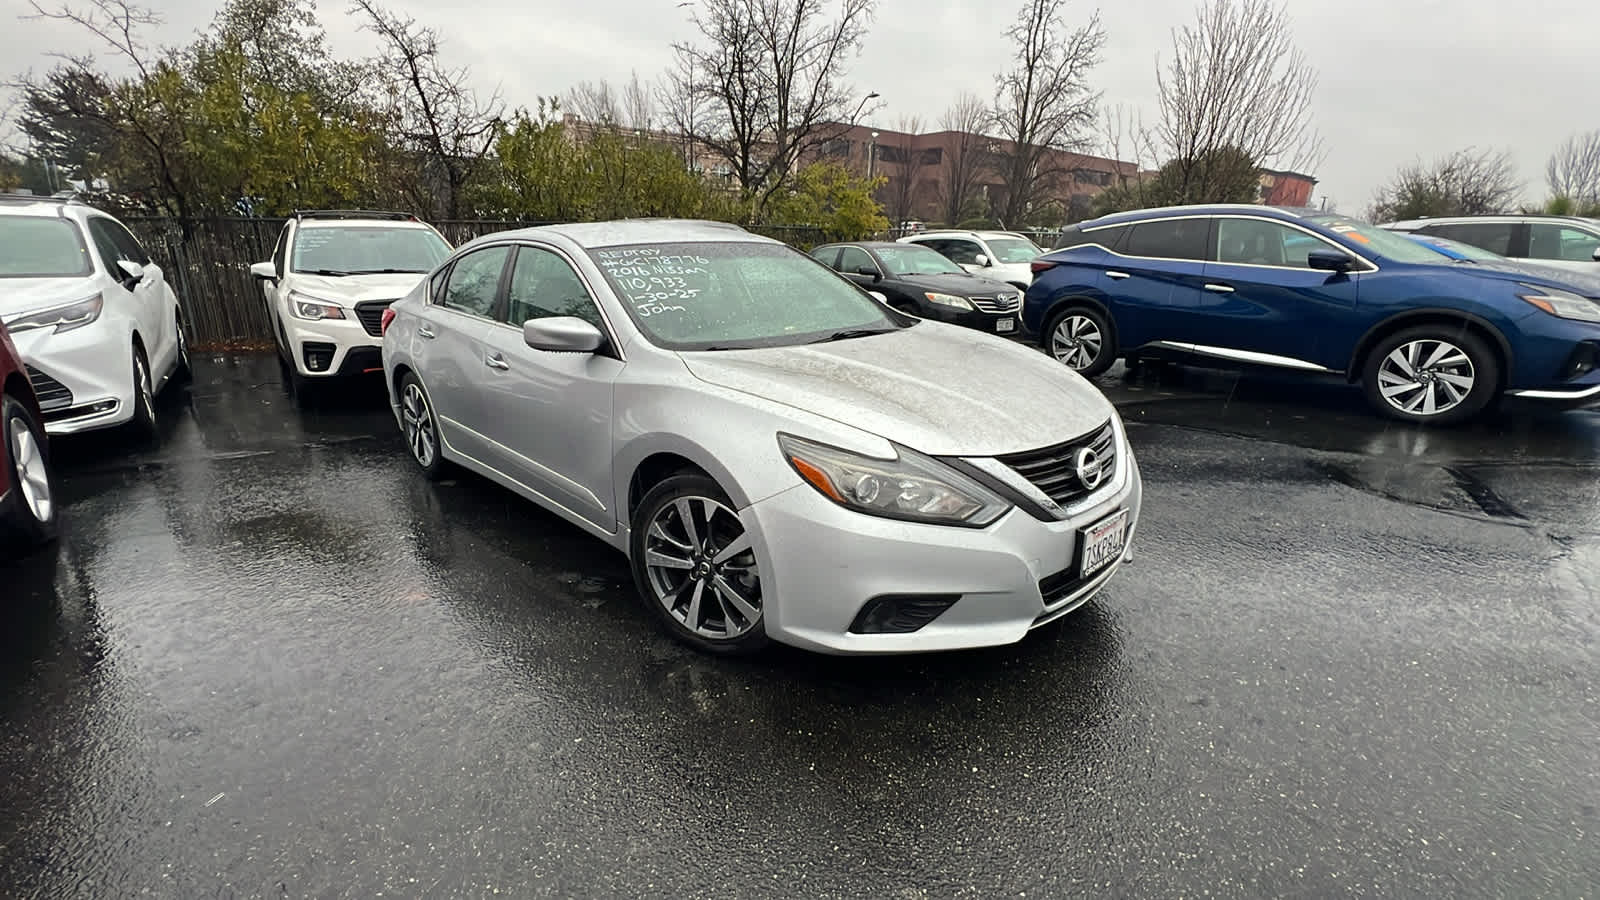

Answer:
[415,244,511,463]
[88,217,171,368]
[475,244,623,530]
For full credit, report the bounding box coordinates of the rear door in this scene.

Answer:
[1097,216,1210,349]
[413,244,511,463]
[1418,221,1520,258]
[1186,216,1361,370]
[1525,222,1600,272]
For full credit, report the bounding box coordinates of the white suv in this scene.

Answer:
[897,230,1044,291]
[0,195,188,437]
[1383,215,1600,273]
[250,211,450,393]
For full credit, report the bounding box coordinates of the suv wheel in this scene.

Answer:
[173,314,192,381]
[2,393,59,549]
[128,346,158,439]
[630,473,768,655]
[1046,306,1117,377]
[1361,325,1498,425]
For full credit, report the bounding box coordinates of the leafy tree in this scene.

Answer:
[766,162,887,241]
[1368,148,1520,222]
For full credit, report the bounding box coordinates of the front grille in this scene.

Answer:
[24,365,73,412]
[995,421,1117,508]
[353,300,396,337]
[969,293,1021,314]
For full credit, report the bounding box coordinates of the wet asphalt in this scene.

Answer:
[2,353,1596,898]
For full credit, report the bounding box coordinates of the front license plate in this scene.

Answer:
[996,317,1016,333]
[1078,509,1129,578]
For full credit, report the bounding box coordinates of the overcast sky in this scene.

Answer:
[4,0,1596,212]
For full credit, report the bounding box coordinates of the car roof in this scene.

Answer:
[1074,204,1319,230]
[298,218,436,230]
[1386,214,1600,228]
[480,218,777,250]
[0,195,84,218]
[906,230,1030,240]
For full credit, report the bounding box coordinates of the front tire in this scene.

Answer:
[1,393,59,552]
[173,314,192,382]
[1361,326,1498,425]
[127,346,158,440]
[398,372,447,480]
[1045,305,1117,377]
[630,473,768,655]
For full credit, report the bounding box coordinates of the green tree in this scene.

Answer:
[765,162,888,241]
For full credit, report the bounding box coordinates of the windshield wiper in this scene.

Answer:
[810,328,897,344]
[345,268,427,275]
[302,268,351,277]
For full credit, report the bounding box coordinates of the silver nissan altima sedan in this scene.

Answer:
[382,219,1141,655]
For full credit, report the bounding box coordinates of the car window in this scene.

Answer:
[874,245,966,276]
[504,246,604,330]
[0,216,93,278]
[1427,222,1515,256]
[86,218,130,274]
[1062,224,1127,252]
[272,225,289,275]
[439,246,510,318]
[939,240,984,266]
[1216,219,1333,268]
[838,246,876,274]
[292,225,451,274]
[103,218,151,265]
[984,237,1041,263]
[1528,224,1600,262]
[810,246,841,269]
[1124,218,1208,260]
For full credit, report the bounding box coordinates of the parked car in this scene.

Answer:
[1028,205,1600,424]
[1403,233,1600,289]
[1,321,59,555]
[897,230,1043,291]
[810,241,1022,337]
[384,220,1140,655]
[0,195,188,438]
[250,210,450,395]
[1383,215,1600,273]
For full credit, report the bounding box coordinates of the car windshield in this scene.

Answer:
[0,216,92,278]
[984,237,1042,263]
[291,226,450,274]
[587,241,902,351]
[1307,215,1451,264]
[875,245,966,276]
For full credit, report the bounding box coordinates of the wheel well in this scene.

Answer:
[1347,313,1510,385]
[1040,295,1117,349]
[628,453,709,520]
[4,372,35,410]
[131,330,146,359]
[391,363,413,398]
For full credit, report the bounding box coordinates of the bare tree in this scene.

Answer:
[663,0,876,212]
[1546,130,1600,206]
[1154,0,1322,204]
[1368,147,1521,222]
[352,0,504,218]
[879,115,929,225]
[937,92,993,225]
[568,73,654,132]
[992,0,1104,227]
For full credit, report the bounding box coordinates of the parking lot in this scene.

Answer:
[2,353,1596,897]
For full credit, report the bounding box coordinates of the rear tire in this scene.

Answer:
[1,393,59,553]
[1045,305,1117,377]
[398,372,447,480]
[1361,325,1498,425]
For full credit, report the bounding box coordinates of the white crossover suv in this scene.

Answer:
[250,211,450,393]
[0,195,188,437]
[898,230,1044,292]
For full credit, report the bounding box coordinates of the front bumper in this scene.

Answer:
[10,324,135,436]
[284,314,384,377]
[922,305,1021,337]
[742,445,1142,654]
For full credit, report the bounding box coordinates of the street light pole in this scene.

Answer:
[868,131,879,180]
[851,91,880,125]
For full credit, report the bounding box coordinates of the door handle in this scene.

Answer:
[1203,283,1235,293]
[1105,270,1131,280]
[485,353,510,370]
[417,326,436,339]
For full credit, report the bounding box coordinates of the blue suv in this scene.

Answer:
[1024,205,1600,424]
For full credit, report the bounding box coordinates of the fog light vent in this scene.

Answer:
[1561,341,1599,379]
[302,342,336,373]
[848,594,961,634]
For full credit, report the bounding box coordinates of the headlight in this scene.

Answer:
[924,292,974,311]
[2,294,104,334]
[289,291,347,320]
[778,433,1011,527]
[1519,284,1600,323]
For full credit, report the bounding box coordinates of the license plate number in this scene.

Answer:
[1078,510,1129,578]
[996,318,1015,333]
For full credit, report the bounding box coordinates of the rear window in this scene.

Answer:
[0,216,93,278]
[1124,218,1209,260]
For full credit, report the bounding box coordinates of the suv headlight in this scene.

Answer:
[924,292,975,311]
[2,293,104,334]
[289,290,347,320]
[779,433,1011,527]
[1519,284,1600,323]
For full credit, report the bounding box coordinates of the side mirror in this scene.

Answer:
[869,291,888,304]
[250,261,277,281]
[116,259,145,284]
[974,254,991,267]
[523,316,604,353]
[1307,249,1356,273]
[854,265,881,282]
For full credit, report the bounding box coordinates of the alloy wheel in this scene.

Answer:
[1376,339,1476,416]
[137,355,154,412]
[401,382,436,468]
[643,495,762,640]
[8,417,52,524]
[177,321,190,370]
[1051,314,1103,370]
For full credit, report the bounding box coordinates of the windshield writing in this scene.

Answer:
[292,226,450,274]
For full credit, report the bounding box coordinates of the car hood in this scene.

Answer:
[290,272,428,303]
[892,271,1019,296]
[1454,260,1600,297]
[0,277,102,319]
[680,323,1113,456]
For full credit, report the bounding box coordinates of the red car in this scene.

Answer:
[1,321,58,555]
